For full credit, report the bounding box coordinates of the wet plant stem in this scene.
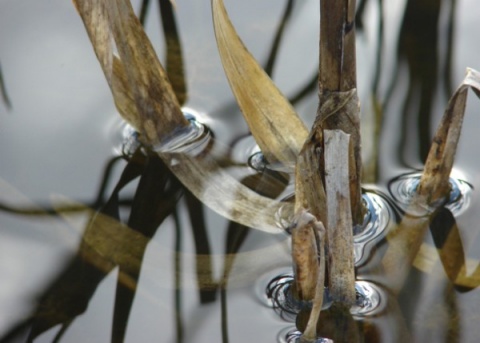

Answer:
[292,0,360,313]
[318,0,363,225]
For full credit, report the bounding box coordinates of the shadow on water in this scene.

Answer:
[0,150,183,343]
[384,0,456,167]
[0,62,11,110]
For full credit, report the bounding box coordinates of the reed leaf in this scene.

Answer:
[159,150,293,233]
[383,68,480,294]
[417,68,480,204]
[73,0,293,233]
[73,0,189,144]
[106,0,189,144]
[211,0,308,166]
[72,0,139,128]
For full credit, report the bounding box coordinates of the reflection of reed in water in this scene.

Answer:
[356,0,457,178]
[0,62,11,110]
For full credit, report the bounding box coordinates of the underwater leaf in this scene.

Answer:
[212,0,308,166]
[138,0,152,25]
[9,153,178,341]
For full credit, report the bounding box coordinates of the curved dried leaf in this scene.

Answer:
[212,0,308,165]
[158,150,292,233]
[383,68,480,294]
[418,68,480,205]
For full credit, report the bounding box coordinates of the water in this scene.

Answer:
[2,0,480,342]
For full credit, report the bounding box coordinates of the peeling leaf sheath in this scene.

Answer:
[212,0,308,165]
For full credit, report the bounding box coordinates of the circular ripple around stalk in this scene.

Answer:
[263,272,302,322]
[278,327,334,343]
[275,200,295,232]
[388,172,473,216]
[260,270,333,322]
[154,116,211,156]
[109,119,140,156]
[350,281,385,317]
[112,109,212,157]
[248,151,295,174]
[353,192,391,266]
[254,267,293,308]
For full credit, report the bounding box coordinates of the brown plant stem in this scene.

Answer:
[319,0,356,93]
[318,0,363,225]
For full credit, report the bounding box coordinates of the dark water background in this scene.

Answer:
[1,0,480,342]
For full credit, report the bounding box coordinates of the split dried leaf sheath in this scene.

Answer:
[324,129,356,305]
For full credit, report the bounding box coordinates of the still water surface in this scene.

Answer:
[1,0,480,342]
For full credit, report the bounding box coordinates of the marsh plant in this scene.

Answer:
[2,0,480,342]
